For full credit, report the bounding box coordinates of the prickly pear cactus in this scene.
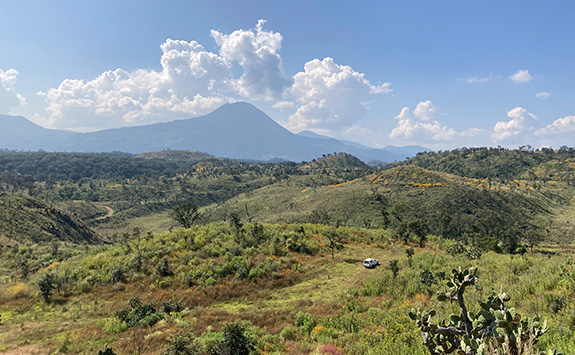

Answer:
[408,266,558,355]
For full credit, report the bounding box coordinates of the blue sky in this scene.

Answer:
[1,1,574,149]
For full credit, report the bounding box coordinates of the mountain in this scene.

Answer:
[0,103,427,163]
[296,130,429,159]
[382,145,431,158]
[0,115,77,151]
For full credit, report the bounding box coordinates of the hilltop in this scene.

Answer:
[402,146,575,181]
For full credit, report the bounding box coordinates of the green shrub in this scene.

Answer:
[101,318,128,334]
[248,263,268,280]
[98,345,117,355]
[78,279,91,293]
[162,300,184,315]
[156,258,172,277]
[280,326,298,341]
[216,322,255,355]
[331,312,363,333]
[389,259,399,278]
[195,331,222,354]
[294,311,315,334]
[165,334,199,355]
[110,266,124,284]
[419,269,436,287]
[158,279,172,289]
[361,275,391,296]
[116,299,163,329]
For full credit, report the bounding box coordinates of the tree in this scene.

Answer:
[165,334,198,355]
[325,230,343,259]
[171,202,201,229]
[156,258,171,277]
[405,247,415,267]
[408,219,429,248]
[38,273,55,303]
[309,209,330,225]
[230,213,243,236]
[216,322,255,355]
[396,221,411,245]
[389,259,399,278]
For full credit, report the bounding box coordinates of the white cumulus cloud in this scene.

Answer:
[510,69,534,83]
[535,116,575,135]
[286,57,392,133]
[387,101,575,149]
[535,91,550,100]
[211,19,291,101]
[341,125,381,148]
[413,100,438,121]
[0,68,26,113]
[533,115,575,147]
[39,38,233,131]
[491,107,537,142]
[389,102,458,143]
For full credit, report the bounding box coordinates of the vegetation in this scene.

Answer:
[400,146,575,182]
[0,192,98,244]
[171,202,202,228]
[410,266,553,354]
[1,148,575,353]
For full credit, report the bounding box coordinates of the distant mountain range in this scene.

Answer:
[0,102,429,163]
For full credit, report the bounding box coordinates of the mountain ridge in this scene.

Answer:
[0,103,428,163]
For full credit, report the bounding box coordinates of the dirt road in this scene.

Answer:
[95,205,114,220]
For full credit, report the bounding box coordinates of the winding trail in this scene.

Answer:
[95,205,114,220]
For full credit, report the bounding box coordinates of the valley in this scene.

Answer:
[0,148,575,354]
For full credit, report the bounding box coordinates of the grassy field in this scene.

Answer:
[1,223,574,354]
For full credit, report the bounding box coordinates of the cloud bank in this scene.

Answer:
[387,101,556,149]
[36,20,390,133]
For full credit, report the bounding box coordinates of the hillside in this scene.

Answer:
[2,148,575,247]
[402,146,575,181]
[203,164,569,250]
[0,193,99,245]
[0,151,372,230]
[0,222,572,354]
[299,152,369,170]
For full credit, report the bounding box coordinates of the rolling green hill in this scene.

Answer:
[203,164,572,250]
[401,146,575,181]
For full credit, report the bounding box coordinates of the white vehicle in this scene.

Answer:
[363,258,379,268]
